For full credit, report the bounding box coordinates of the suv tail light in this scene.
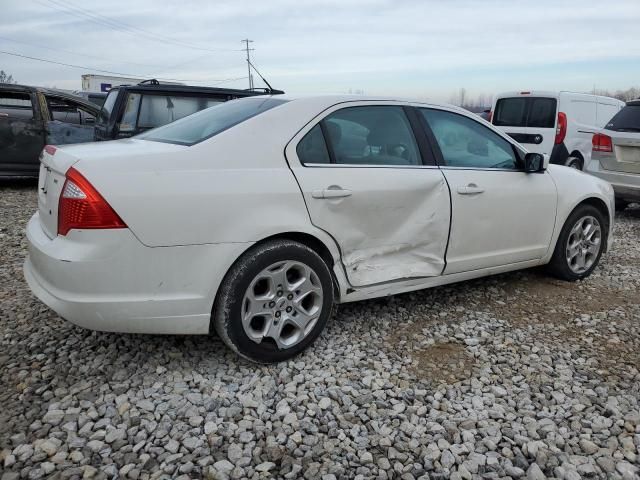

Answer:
[58,167,126,236]
[555,112,567,145]
[592,133,613,153]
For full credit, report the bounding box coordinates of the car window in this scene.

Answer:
[98,89,118,124]
[137,95,220,129]
[322,106,420,166]
[297,124,331,164]
[46,97,95,125]
[120,93,141,133]
[606,105,640,131]
[493,97,557,128]
[0,92,34,120]
[137,97,288,146]
[421,108,519,169]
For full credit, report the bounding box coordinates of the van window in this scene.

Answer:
[137,95,222,129]
[493,97,557,128]
[606,105,640,131]
[137,97,288,146]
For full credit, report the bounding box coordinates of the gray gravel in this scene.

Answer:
[1,182,639,480]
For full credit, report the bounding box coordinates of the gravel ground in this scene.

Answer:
[1,182,639,480]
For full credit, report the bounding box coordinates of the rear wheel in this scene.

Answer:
[565,156,582,170]
[213,239,334,363]
[547,204,606,281]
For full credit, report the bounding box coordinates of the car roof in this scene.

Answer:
[0,83,101,114]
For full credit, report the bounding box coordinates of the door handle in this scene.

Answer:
[311,187,353,199]
[457,183,484,195]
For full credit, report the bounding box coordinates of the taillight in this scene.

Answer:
[58,167,126,236]
[44,145,57,156]
[592,133,613,153]
[555,112,567,145]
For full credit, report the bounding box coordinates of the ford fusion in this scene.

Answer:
[24,95,615,363]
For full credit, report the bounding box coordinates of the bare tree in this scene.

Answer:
[0,70,17,84]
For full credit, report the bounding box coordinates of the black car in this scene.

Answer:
[94,80,283,140]
[0,84,100,178]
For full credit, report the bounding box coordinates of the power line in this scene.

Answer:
[38,0,244,54]
[0,49,247,85]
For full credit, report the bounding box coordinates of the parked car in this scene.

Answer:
[0,84,100,178]
[490,91,624,169]
[25,95,614,363]
[588,99,640,210]
[94,80,283,140]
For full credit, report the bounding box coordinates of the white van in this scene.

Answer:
[491,91,624,169]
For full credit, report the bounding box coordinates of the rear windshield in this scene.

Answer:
[98,89,119,124]
[606,105,640,131]
[493,97,557,128]
[137,96,288,145]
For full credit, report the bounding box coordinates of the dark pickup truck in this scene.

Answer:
[0,84,99,178]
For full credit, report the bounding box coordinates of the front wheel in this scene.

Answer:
[547,205,607,281]
[213,239,334,363]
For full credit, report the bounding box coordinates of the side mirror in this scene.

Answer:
[524,152,545,173]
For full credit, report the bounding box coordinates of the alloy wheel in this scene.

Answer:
[565,215,601,274]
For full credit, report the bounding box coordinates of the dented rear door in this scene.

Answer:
[286,102,451,287]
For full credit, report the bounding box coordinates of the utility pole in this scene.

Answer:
[241,39,254,90]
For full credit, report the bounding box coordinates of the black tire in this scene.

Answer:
[615,199,629,212]
[566,157,582,170]
[547,204,607,281]
[213,239,334,363]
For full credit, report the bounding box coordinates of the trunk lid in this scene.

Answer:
[600,130,640,174]
[37,147,81,238]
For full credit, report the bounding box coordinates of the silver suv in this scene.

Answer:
[588,99,640,210]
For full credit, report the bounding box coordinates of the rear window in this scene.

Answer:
[137,94,223,129]
[493,97,557,128]
[98,89,119,124]
[606,105,640,131]
[0,92,33,120]
[137,97,288,146]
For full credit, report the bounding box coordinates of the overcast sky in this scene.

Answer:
[1,0,639,103]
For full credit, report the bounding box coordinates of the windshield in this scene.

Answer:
[98,89,118,124]
[606,105,640,131]
[493,97,557,128]
[136,96,288,145]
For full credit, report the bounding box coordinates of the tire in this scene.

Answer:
[547,204,607,281]
[565,157,582,170]
[213,239,334,363]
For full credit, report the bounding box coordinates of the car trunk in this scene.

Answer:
[600,131,640,174]
[492,95,558,156]
[37,147,81,238]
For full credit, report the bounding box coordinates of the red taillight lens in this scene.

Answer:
[44,145,57,156]
[58,167,126,236]
[592,133,613,153]
[555,112,567,145]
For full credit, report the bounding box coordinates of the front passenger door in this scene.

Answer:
[419,108,557,274]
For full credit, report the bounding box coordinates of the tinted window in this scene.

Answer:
[297,124,331,164]
[323,106,420,166]
[606,105,640,131]
[99,89,118,124]
[422,109,518,169]
[137,97,288,146]
[0,92,33,120]
[493,97,557,128]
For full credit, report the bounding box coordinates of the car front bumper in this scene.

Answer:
[24,212,252,335]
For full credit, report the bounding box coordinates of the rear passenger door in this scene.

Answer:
[286,102,451,287]
[44,95,96,145]
[0,90,45,176]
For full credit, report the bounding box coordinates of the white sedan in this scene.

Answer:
[25,95,615,363]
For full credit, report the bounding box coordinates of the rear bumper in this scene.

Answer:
[24,213,252,334]
[586,160,640,202]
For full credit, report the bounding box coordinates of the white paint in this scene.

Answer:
[24,95,615,336]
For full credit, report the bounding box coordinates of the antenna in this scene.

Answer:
[247,59,275,92]
[240,39,254,90]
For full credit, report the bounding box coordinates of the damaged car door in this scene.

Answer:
[45,95,96,145]
[0,90,46,177]
[287,103,451,287]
